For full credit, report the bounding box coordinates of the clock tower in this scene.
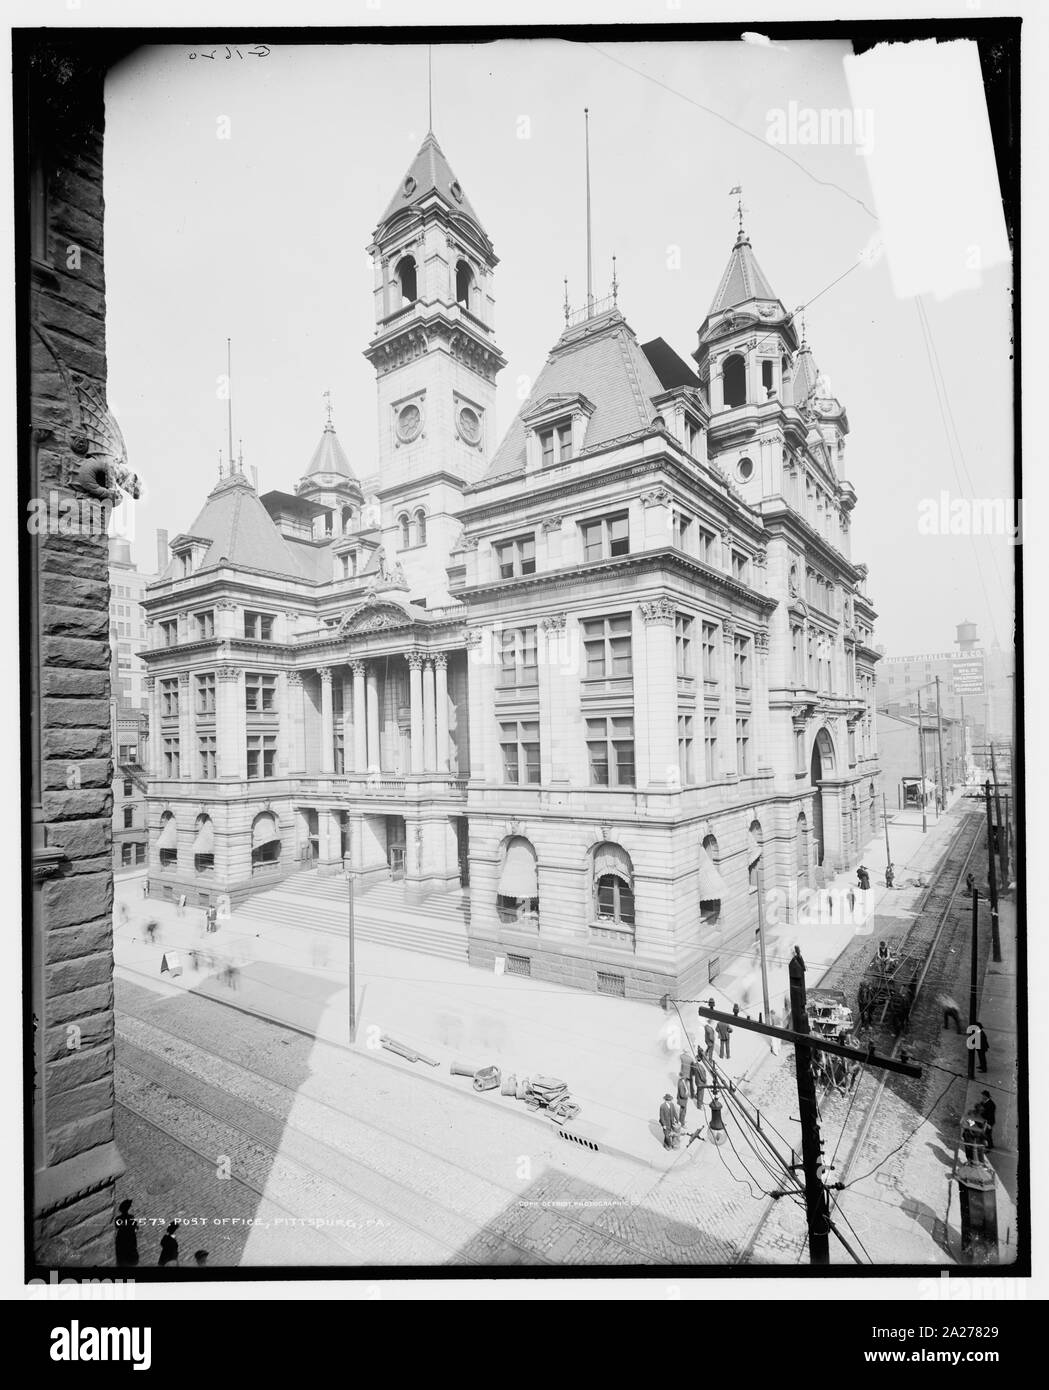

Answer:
[363,131,505,600]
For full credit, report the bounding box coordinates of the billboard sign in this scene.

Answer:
[952,656,985,695]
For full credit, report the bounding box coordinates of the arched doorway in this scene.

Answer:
[810,728,836,867]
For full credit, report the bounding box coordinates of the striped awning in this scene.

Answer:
[193,819,214,855]
[747,831,763,865]
[697,847,728,901]
[157,817,178,851]
[498,838,537,899]
[252,814,280,849]
[593,843,632,885]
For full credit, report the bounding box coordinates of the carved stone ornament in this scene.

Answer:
[287,671,303,686]
[461,533,480,550]
[216,600,238,611]
[433,653,448,671]
[641,487,672,508]
[463,628,485,649]
[407,651,425,671]
[541,613,567,633]
[639,598,675,625]
[318,667,333,684]
[540,516,563,533]
[217,666,241,682]
[178,671,190,686]
[754,631,770,653]
[337,593,412,636]
[721,619,736,639]
[143,676,156,692]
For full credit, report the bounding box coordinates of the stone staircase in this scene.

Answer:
[241,872,471,963]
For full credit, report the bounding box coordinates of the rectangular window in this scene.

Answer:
[675,613,694,677]
[733,633,751,689]
[123,806,133,828]
[586,715,635,788]
[196,672,216,715]
[123,779,133,796]
[672,511,692,551]
[119,743,137,763]
[495,534,537,579]
[538,421,572,467]
[702,622,718,680]
[732,551,750,584]
[159,619,178,647]
[580,512,629,562]
[245,673,277,712]
[704,715,718,781]
[160,678,180,717]
[736,717,750,775]
[582,614,632,679]
[698,527,717,564]
[244,610,275,641]
[791,625,803,683]
[499,720,541,785]
[121,843,134,867]
[198,736,217,779]
[497,626,538,687]
[194,609,215,640]
[678,713,694,784]
[162,737,180,778]
[795,728,805,772]
[246,734,277,779]
[341,552,357,579]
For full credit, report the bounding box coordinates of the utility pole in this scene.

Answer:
[984,781,1002,963]
[968,888,979,1082]
[989,743,1007,885]
[348,871,357,1043]
[916,689,928,833]
[693,997,921,1266]
[788,953,829,1263]
[755,855,771,1024]
[935,676,948,812]
[881,793,892,879]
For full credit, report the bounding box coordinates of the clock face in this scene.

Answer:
[396,403,422,443]
[458,406,481,444]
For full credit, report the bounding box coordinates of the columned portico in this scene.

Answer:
[422,659,437,771]
[351,661,367,771]
[318,666,335,773]
[366,665,381,770]
[408,652,424,774]
[434,654,450,773]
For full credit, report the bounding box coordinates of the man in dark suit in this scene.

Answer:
[978,1091,997,1150]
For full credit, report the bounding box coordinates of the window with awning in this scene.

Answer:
[699,836,725,926]
[496,838,539,924]
[157,814,178,867]
[251,813,281,871]
[592,842,635,928]
[194,817,215,873]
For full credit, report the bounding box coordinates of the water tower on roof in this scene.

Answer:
[956,620,979,652]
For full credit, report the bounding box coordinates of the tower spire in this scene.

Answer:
[323,388,334,430]
[427,45,433,133]
[585,108,594,317]
[730,184,746,241]
[226,337,234,473]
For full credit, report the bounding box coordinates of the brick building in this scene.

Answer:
[141,131,882,1001]
[23,39,135,1265]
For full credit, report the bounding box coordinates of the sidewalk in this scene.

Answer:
[113,797,970,1171]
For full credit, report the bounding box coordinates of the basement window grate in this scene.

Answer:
[596,970,625,998]
[506,953,531,978]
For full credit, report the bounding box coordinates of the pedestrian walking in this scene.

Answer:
[717,1019,733,1059]
[689,1054,708,1108]
[939,993,962,1033]
[176,893,187,917]
[114,1199,139,1268]
[158,1221,180,1267]
[206,905,217,934]
[676,1074,689,1127]
[977,1091,997,1149]
[703,1020,716,1065]
[966,871,975,897]
[885,863,895,889]
[857,865,870,891]
[659,1093,677,1150]
[144,918,159,945]
[974,1021,989,1072]
[118,902,130,927]
[792,945,805,972]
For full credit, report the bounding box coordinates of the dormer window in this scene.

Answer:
[540,421,573,467]
[685,417,701,455]
[723,354,746,408]
[341,551,357,580]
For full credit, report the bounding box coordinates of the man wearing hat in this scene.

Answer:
[114,1199,139,1268]
[659,1092,677,1149]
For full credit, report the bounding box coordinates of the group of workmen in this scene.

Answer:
[659,1005,737,1148]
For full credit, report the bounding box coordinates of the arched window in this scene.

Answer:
[414,508,427,545]
[157,811,178,868]
[723,353,747,408]
[395,255,417,305]
[455,259,474,308]
[397,513,411,549]
[592,842,635,928]
[251,812,281,875]
[699,833,725,926]
[795,812,808,879]
[747,820,763,892]
[193,815,214,874]
[496,836,538,925]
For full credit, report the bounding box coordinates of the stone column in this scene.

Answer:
[287,671,305,774]
[709,354,724,413]
[434,653,450,773]
[366,664,381,771]
[178,672,193,778]
[422,659,437,771]
[215,598,238,640]
[341,671,353,772]
[408,652,424,774]
[753,629,771,771]
[539,614,566,785]
[640,600,678,787]
[351,661,368,771]
[318,666,334,774]
[144,677,159,776]
[217,666,246,779]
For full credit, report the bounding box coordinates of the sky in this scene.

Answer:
[102,37,1015,658]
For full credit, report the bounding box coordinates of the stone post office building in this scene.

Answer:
[141,130,881,1003]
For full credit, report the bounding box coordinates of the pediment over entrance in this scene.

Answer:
[336,595,413,636]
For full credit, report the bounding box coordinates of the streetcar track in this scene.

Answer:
[114,1004,660,1266]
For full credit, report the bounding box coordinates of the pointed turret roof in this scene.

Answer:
[377,131,484,233]
[707,231,778,317]
[157,472,310,581]
[792,341,820,405]
[303,420,355,481]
